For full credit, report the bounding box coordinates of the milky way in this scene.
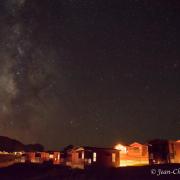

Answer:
[0,0,180,149]
[0,0,60,146]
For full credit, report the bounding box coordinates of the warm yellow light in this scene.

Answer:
[82,152,84,159]
[112,153,116,162]
[93,152,96,162]
[57,154,60,160]
[49,154,54,159]
[114,144,127,153]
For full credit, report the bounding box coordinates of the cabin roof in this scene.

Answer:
[73,146,118,152]
[130,142,143,147]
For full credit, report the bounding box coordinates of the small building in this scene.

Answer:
[25,152,43,163]
[37,151,61,164]
[115,142,149,166]
[148,139,180,164]
[66,146,120,169]
[53,152,61,164]
[22,151,61,164]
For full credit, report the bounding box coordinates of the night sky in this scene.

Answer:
[0,0,180,149]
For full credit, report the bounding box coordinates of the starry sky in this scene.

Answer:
[0,0,180,149]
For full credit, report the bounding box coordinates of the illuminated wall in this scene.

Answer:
[174,140,180,163]
[149,139,180,164]
[69,147,119,169]
[169,140,180,163]
[115,142,149,166]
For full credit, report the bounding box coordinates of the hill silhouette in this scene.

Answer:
[0,136,44,152]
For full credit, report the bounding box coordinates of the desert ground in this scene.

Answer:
[0,163,179,180]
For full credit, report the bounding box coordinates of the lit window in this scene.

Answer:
[78,152,84,159]
[82,152,84,159]
[57,154,60,160]
[112,153,116,162]
[93,152,96,162]
[88,159,91,164]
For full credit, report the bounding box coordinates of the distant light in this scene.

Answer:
[93,152,96,162]
[57,154,60,160]
[88,159,91,164]
[49,154,54,159]
[82,152,84,159]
